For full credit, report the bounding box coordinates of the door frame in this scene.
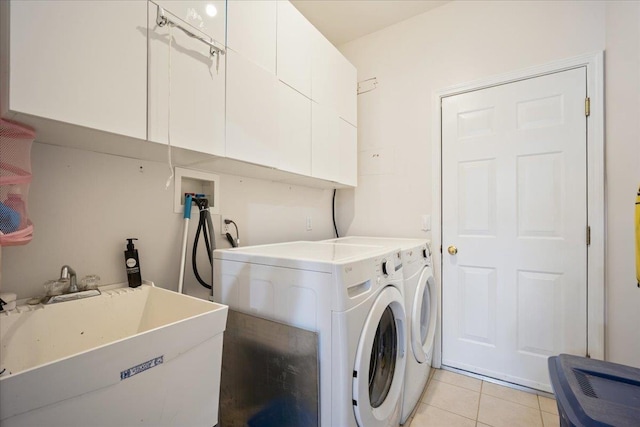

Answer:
[431,52,605,369]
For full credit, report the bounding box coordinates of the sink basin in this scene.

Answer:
[0,284,228,427]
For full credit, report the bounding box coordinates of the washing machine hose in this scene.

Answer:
[192,197,215,290]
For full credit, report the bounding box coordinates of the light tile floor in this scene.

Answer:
[406,369,560,427]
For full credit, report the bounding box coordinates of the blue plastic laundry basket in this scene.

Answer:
[548,354,640,427]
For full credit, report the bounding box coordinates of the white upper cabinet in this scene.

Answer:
[226,49,279,168]
[310,103,335,182]
[310,30,336,113]
[276,1,312,98]
[5,0,147,140]
[148,1,226,156]
[338,118,357,186]
[310,27,357,127]
[336,55,357,127]
[227,0,277,74]
[278,82,311,176]
[311,101,340,182]
[152,1,225,43]
[3,0,356,188]
[311,101,357,185]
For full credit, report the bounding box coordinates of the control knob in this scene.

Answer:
[382,258,394,276]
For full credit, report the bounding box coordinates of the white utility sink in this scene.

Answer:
[0,284,228,427]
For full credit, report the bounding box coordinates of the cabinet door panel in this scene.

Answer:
[226,49,278,168]
[276,1,311,97]
[8,0,147,139]
[338,118,357,186]
[337,57,357,126]
[311,29,338,111]
[311,102,357,186]
[152,0,225,44]
[227,0,276,74]
[278,83,311,176]
[148,3,225,156]
[311,102,339,182]
[311,27,357,127]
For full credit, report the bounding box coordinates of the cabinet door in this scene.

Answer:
[153,0,225,43]
[338,118,357,186]
[276,1,311,98]
[336,56,357,127]
[226,49,279,168]
[8,0,146,139]
[311,101,339,182]
[310,27,357,127]
[227,0,276,74]
[312,102,357,186]
[278,83,311,176]
[148,2,226,156]
[310,29,338,112]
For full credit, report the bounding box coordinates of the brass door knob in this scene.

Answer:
[447,245,458,255]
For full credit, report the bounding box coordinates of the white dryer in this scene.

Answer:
[326,237,437,424]
[213,241,407,427]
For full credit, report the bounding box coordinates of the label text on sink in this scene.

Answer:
[120,356,164,380]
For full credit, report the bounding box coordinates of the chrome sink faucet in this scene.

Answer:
[43,265,100,304]
[60,265,78,293]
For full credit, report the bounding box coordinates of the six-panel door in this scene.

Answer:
[441,68,588,392]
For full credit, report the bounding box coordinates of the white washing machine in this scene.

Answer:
[326,237,437,424]
[213,241,407,427]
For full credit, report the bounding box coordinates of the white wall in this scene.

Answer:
[603,1,640,368]
[339,0,640,366]
[1,143,335,301]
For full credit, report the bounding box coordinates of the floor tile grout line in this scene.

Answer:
[419,403,480,423]
[479,390,548,427]
[482,381,543,402]
[408,369,438,426]
[433,372,483,392]
[419,377,482,422]
[538,406,544,427]
[476,381,484,422]
[481,390,543,411]
[429,377,483,394]
[536,393,542,411]
[424,369,559,427]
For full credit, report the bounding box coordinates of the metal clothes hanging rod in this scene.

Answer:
[156,5,225,58]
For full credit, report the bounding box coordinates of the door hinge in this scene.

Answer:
[585,97,591,117]
[586,226,591,246]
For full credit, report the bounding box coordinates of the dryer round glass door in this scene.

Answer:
[369,306,397,408]
[411,267,437,363]
[353,286,407,427]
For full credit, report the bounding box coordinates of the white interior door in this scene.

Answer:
[441,68,588,392]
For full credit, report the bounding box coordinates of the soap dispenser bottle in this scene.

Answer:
[124,238,142,288]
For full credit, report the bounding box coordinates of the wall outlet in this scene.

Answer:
[306,216,313,231]
[220,216,229,235]
[421,214,431,231]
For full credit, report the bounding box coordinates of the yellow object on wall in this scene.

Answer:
[636,185,640,287]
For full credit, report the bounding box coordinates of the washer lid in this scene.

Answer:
[326,236,429,252]
[327,237,430,276]
[214,241,391,272]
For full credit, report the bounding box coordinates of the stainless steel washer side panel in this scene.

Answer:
[220,310,319,427]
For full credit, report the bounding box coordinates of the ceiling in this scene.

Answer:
[290,0,449,46]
